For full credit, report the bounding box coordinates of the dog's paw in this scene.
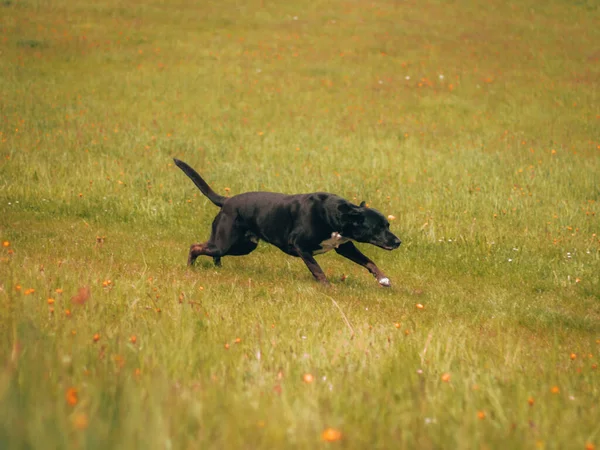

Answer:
[378,277,391,287]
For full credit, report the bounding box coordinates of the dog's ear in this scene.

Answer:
[338,203,354,214]
[338,203,365,226]
[359,201,366,208]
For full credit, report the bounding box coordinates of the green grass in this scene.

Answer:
[1,0,599,448]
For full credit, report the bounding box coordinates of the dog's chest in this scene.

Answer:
[313,232,350,255]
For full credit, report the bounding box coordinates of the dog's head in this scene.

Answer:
[339,201,401,250]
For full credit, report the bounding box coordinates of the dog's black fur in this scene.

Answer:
[173,159,401,286]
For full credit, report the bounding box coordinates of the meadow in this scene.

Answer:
[0,0,599,448]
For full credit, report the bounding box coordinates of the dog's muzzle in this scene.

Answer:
[382,237,401,250]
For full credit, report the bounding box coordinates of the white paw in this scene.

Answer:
[378,277,391,287]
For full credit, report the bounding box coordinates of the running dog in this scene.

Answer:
[174,159,401,286]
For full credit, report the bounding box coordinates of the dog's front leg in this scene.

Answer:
[335,242,391,287]
[296,251,329,285]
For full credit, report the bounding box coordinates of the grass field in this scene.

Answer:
[1,0,599,448]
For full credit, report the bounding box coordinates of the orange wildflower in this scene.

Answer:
[477,411,486,420]
[303,373,314,384]
[550,386,560,394]
[321,427,342,442]
[2,241,9,247]
[441,373,451,382]
[93,333,100,343]
[71,286,90,305]
[66,388,78,406]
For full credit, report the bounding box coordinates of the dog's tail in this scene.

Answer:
[173,159,226,207]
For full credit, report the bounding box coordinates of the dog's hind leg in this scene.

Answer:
[187,241,228,266]
[335,242,391,287]
[188,243,210,266]
[209,237,258,267]
[187,211,256,267]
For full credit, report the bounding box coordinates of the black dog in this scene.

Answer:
[174,159,401,286]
